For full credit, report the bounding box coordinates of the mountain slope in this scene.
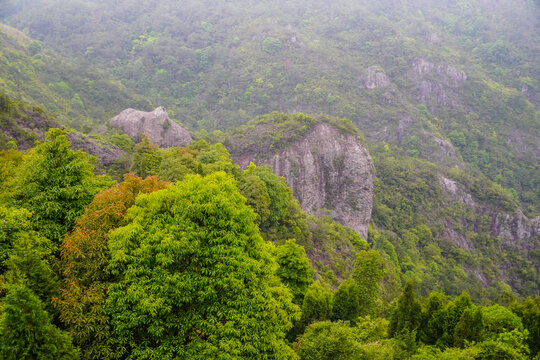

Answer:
[1,0,538,214]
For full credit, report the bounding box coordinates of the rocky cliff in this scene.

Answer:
[225,113,374,239]
[0,106,125,168]
[439,175,540,251]
[109,107,192,148]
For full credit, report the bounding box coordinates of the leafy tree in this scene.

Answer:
[105,172,299,359]
[482,304,524,340]
[300,281,333,328]
[331,279,361,325]
[297,321,363,360]
[15,129,108,244]
[275,238,314,305]
[237,165,271,225]
[476,337,528,360]
[389,280,422,338]
[438,291,474,347]
[0,283,79,360]
[56,174,168,360]
[0,206,32,274]
[351,249,385,316]
[419,291,446,345]
[130,134,161,178]
[453,307,483,348]
[4,228,57,314]
[510,297,540,357]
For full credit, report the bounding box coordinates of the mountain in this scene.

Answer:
[0,22,151,131]
[1,0,538,216]
[0,0,538,300]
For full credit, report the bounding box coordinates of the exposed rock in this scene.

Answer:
[109,107,192,147]
[229,117,374,239]
[428,33,442,43]
[67,132,126,168]
[432,136,459,159]
[397,115,413,143]
[361,65,391,90]
[438,175,540,250]
[0,108,126,168]
[411,58,467,110]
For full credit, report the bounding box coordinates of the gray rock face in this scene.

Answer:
[361,65,391,90]
[231,122,374,239]
[411,58,467,110]
[109,107,192,147]
[439,175,540,251]
[67,132,126,168]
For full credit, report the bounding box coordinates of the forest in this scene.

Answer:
[0,0,539,359]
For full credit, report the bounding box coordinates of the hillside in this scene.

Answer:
[2,0,538,215]
[0,22,151,131]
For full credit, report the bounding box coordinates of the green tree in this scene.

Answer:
[482,304,524,340]
[105,172,299,359]
[56,174,168,360]
[419,291,446,345]
[130,134,162,178]
[275,238,314,305]
[510,297,540,357]
[300,281,333,328]
[453,307,483,348]
[331,279,361,325]
[351,249,385,315]
[0,283,79,360]
[297,321,363,360]
[438,291,474,347]
[237,166,271,225]
[389,280,422,338]
[15,129,107,244]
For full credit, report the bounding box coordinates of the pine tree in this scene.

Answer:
[331,279,361,325]
[453,307,484,347]
[389,280,422,338]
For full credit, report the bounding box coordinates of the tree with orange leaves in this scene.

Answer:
[55,174,168,360]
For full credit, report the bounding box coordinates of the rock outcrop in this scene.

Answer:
[361,65,391,90]
[67,132,126,168]
[410,58,467,110]
[0,108,126,168]
[227,115,374,239]
[439,175,540,251]
[109,107,192,147]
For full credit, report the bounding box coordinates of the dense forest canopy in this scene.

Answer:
[0,0,538,359]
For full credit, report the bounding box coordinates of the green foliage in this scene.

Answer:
[510,297,540,357]
[15,128,109,244]
[56,174,168,360]
[453,307,484,348]
[481,304,524,340]
[300,281,333,329]
[105,172,299,359]
[275,239,314,305]
[3,224,57,313]
[0,283,79,360]
[262,37,282,54]
[331,279,360,325]
[389,280,422,338]
[129,134,161,178]
[297,321,363,360]
[351,249,385,315]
